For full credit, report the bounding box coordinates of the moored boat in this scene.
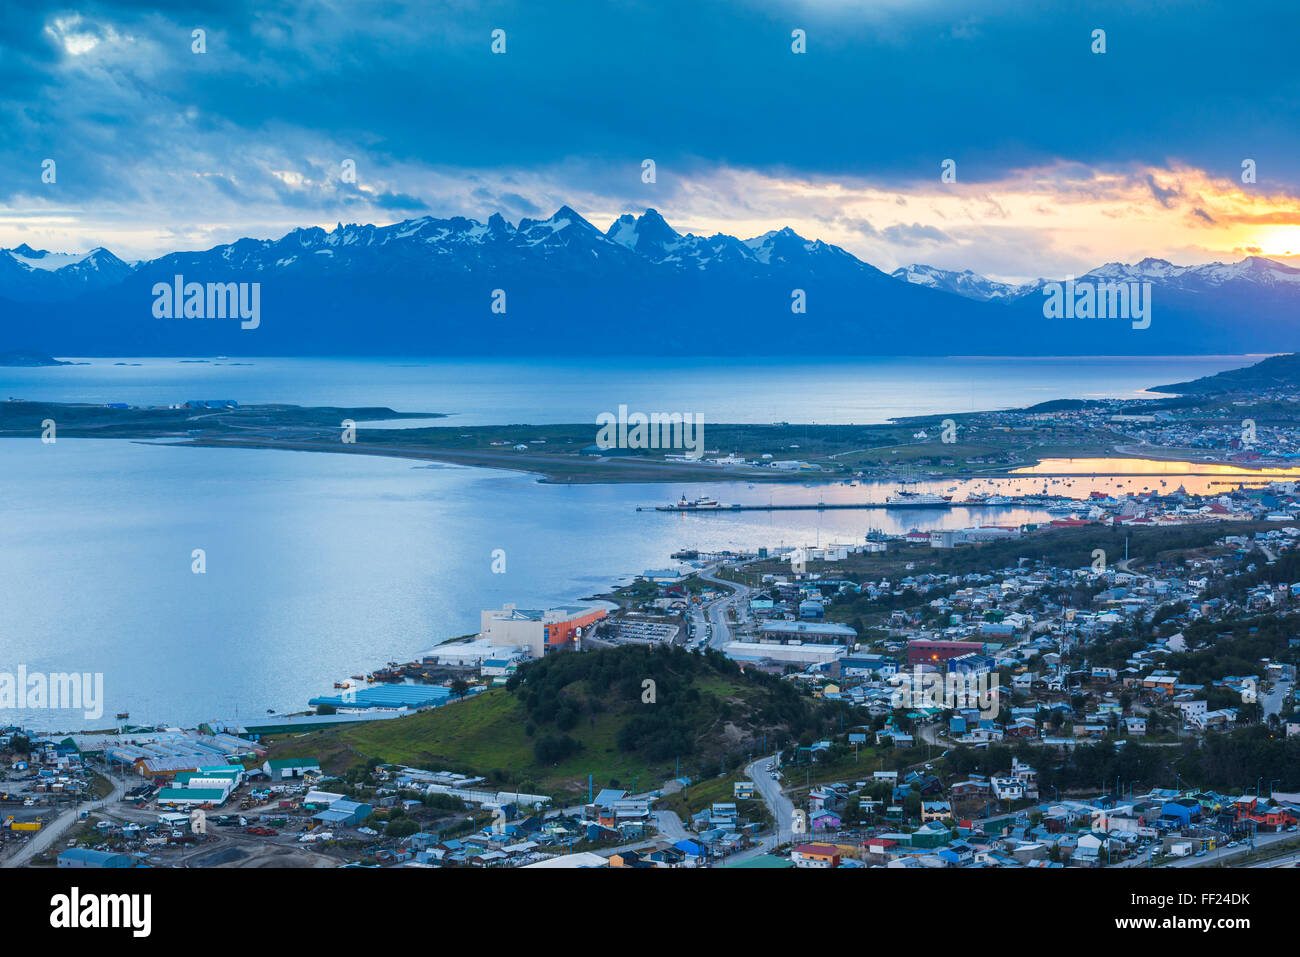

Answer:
[885,490,950,508]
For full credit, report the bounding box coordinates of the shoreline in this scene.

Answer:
[36,432,1300,485]
[4,347,1296,484]
[3,402,1300,484]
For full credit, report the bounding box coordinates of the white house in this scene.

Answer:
[1175,700,1208,724]
[263,757,320,781]
[991,777,1025,801]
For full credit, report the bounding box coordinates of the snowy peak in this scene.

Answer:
[8,208,1300,358]
[0,243,133,301]
[1182,255,1300,287]
[85,206,868,291]
[743,227,827,266]
[5,245,103,272]
[634,208,678,240]
[606,213,639,248]
[896,254,1300,303]
[1082,258,1183,282]
[605,208,683,258]
[516,206,606,248]
[890,264,1021,301]
[1079,255,1300,290]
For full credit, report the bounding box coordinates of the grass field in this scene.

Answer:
[269,688,717,802]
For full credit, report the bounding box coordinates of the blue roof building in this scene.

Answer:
[309,685,452,710]
[58,848,133,868]
[313,799,372,827]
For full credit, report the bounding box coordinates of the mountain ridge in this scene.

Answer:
[3,207,1298,356]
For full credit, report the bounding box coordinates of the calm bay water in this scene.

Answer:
[1,439,1063,728]
[0,354,1256,424]
[0,354,1271,728]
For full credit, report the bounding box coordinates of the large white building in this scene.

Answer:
[524,852,609,868]
[722,641,846,666]
[480,604,607,659]
[760,620,858,644]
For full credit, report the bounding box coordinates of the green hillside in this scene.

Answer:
[1152,352,1300,394]
[267,645,850,801]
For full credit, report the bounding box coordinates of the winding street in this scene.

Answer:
[694,564,756,650]
[719,756,795,864]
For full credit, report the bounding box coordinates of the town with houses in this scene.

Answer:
[3,475,1300,871]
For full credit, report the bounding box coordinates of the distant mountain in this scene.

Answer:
[1151,352,1300,394]
[889,264,1025,301]
[3,208,1299,356]
[0,245,134,301]
[0,349,71,367]
[895,255,1300,302]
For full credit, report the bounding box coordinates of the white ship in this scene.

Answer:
[674,495,720,509]
[885,490,951,508]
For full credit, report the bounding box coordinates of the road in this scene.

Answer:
[694,564,755,650]
[653,810,688,843]
[1111,829,1298,868]
[590,809,689,859]
[1174,829,1296,867]
[1262,679,1292,718]
[4,775,127,867]
[1249,843,1300,867]
[720,756,794,864]
[591,753,793,865]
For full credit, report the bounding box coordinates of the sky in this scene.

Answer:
[4,0,1300,281]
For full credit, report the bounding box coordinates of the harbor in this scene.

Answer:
[643,491,1080,514]
[642,500,971,512]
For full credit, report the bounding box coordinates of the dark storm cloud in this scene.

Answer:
[5,0,1300,202]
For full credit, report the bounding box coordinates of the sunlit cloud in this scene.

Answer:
[6,152,1300,280]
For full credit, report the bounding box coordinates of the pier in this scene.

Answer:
[638,501,985,513]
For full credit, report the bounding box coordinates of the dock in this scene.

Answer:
[639,501,984,513]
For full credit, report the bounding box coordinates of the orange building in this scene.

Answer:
[482,603,607,657]
[791,843,841,868]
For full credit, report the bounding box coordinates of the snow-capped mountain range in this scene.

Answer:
[888,264,1024,300]
[892,255,1300,302]
[0,243,134,301]
[2,207,1298,356]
